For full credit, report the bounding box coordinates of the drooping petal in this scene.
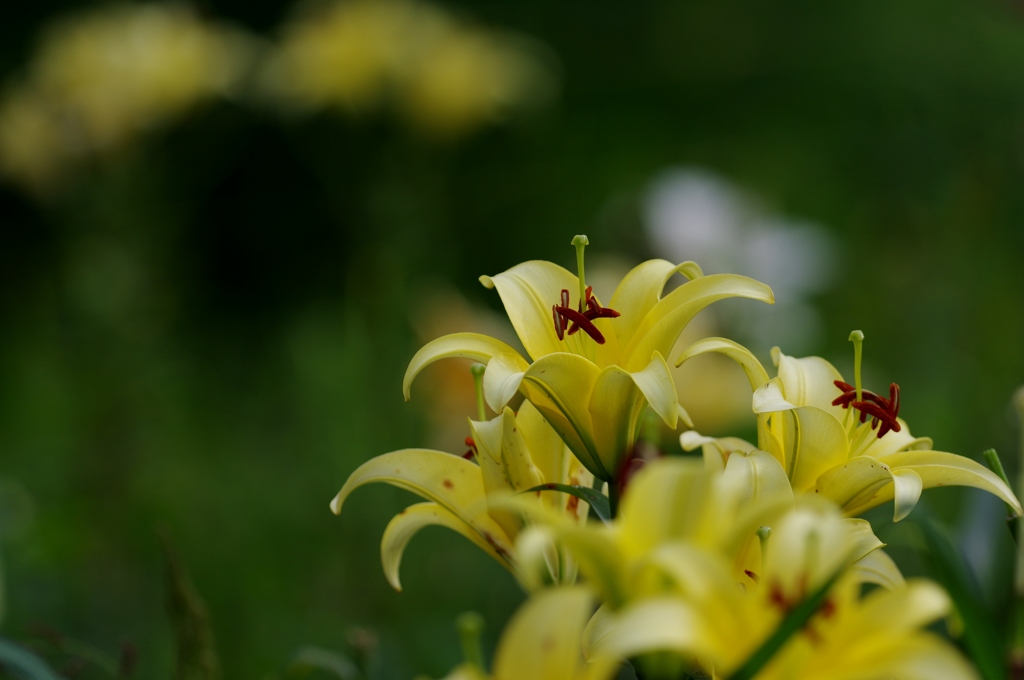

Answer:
[491,586,616,680]
[676,337,771,391]
[841,579,950,638]
[468,415,523,539]
[500,406,544,491]
[609,259,703,350]
[380,502,511,591]
[519,353,607,479]
[891,468,924,522]
[679,430,757,472]
[480,261,579,361]
[483,352,527,412]
[403,332,528,400]
[620,273,774,373]
[329,449,514,557]
[770,347,845,414]
[880,450,1023,517]
[628,351,680,429]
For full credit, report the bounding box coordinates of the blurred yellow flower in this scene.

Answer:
[0,3,255,192]
[678,336,1023,521]
[330,402,592,590]
[261,0,555,137]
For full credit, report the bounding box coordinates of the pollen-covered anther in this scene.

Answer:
[462,435,477,460]
[551,286,620,344]
[832,380,902,438]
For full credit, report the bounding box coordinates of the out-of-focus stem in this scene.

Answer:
[1011,388,1024,676]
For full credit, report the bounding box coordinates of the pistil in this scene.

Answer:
[551,235,621,344]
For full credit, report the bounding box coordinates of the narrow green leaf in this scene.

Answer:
[917,515,1004,680]
[729,567,843,680]
[285,647,361,679]
[523,483,611,523]
[0,638,65,680]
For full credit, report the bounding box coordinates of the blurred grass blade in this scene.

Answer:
[917,516,1004,680]
[729,565,843,680]
[285,646,361,679]
[160,530,221,680]
[0,638,65,680]
[523,483,611,522]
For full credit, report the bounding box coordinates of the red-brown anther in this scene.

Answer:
[551,287,620,344]
[833,380,902,438]
[463,436,477,460]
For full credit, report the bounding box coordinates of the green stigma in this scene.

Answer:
[848,330,865,402]
[757,525,772,556]
[572,234,589,307]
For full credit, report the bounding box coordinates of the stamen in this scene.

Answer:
[833,380,902,438]
[463,436,476,460]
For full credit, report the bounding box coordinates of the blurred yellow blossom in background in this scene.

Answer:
[0,3,256,193]
[261,0,557,137]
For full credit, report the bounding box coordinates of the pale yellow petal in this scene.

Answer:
[514,522,628,605]
[380,502,510,591]
[519,353,606,479]
[770,347,845,413]
[679,430,756,472]
[621,273,774,373]
[609,259,702,349]
[619,459,711,555]
[589,364,647,479]
[329,449,514,557]
[776,406,849,493]
[483,352,527,412]
[403,332,528,400]
[850,548,906,591]
[885,450,1023,517]
[480,260,579,361]
[720,449,794,505]
[891,468,924,522]
[500,406,544,491]
[629,351,680,428]
[675,337,770,391]
[468,415,523,539]
[815,456,894,514]
[844,579,950,637]
[517,400,569,485]
[752,378,798,414]
[589,598,724,667]
[856,420,933,459]
[491,586,601,680]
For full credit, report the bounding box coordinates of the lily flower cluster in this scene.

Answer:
[332,236,1021,679]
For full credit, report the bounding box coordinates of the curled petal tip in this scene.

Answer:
[329,494,342,515]
[478,274,495,289]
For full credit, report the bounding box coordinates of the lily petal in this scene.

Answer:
[330,449,514,556]
[721,449,793,505]
[404,332,528,401]
[815,456,895,515]
[891,468,924,522]
[679,430,757,472]
[628,351,680,429]
[676,337,771,391]
[381,502,510,591]
[621,273,774,373]
[850,548,906,591]
[516,525,628,606]
[491,586,613,680]
[483,353,527,412]
[500,406,544,491]
[519,353,607,479]
[468,415,522,539]
[480,261,579,361]
[756,401,849,493]
[881,450,1023,517]
[589,364,648,478]
[770,347,845,413]
[589,598,724,668]
[609,259,703,350]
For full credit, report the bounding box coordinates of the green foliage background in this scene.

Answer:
[1,0,1023,677]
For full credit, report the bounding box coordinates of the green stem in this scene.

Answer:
[456,612,486,673]
[982,448,1018,539]
[572,235,589,307]
[608,478,621,519]
[470,364,487,421]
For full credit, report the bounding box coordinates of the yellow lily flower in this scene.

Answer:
[511,457,900,611]
[430,587,618,680]
[591,553,976,679]
[330,401,592,590]
[678,335,1023,521]
[403,236,774,483]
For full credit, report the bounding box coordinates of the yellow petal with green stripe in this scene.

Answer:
[403,332,528,400]
[676,337,770,391]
